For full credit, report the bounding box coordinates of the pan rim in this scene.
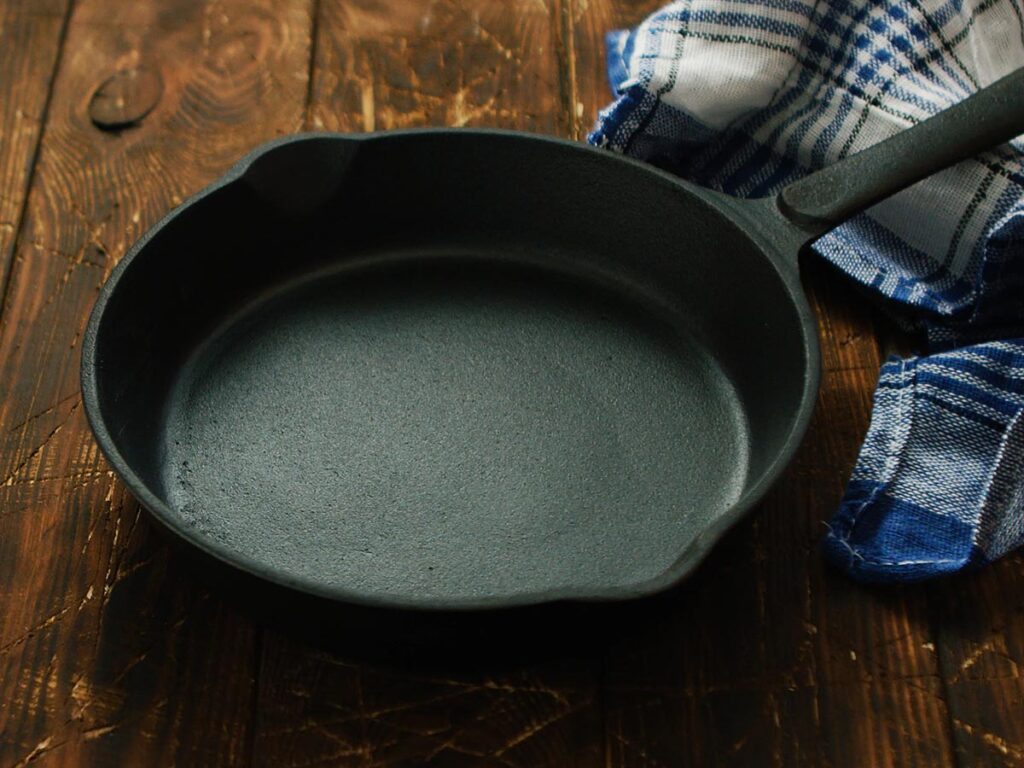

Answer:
[80,128,821,611]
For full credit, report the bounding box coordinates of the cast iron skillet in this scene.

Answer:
[82,69,1024,611]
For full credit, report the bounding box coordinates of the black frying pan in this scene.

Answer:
[82,69,1024,611]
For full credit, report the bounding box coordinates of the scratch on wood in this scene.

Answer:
[424,738,508,767]
[955,718,1024,760]
[950,638,1020,682]
[957,640,996,676]
[111,553,157,589]
[272,744,388,768]
[319,687,469,723]
[870,626,921,651]
[360,80,375,131]
[81,495,116,554]
[475,19,517,62]
[0,605,71,657]
[307,655,575,704]
[494,698,593,756]
[82,722,120,741]
[78,584,94,610]
[3,467,107,489]
[121,504,143,548]
[2,400,80,486]
[69,676,98,725]
[551,0,580,138]
[91,514,126,648]
[730,734,750,755]
[113,645,153,684]
[8,736,67,768]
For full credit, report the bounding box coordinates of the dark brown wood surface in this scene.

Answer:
[1,0,1022,765]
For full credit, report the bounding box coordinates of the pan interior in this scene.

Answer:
[160,255,750,604]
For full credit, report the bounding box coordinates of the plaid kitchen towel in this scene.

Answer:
[588,0,1024,581]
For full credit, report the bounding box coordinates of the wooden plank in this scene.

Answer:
[248,2,605,766]
[795,266,953,768]
[307,0,563,135]
[0,0,70,319]
[933,558,1024,767]
[0,0,314,764]
[572,1,957,763]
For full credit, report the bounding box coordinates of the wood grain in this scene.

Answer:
[2,0,1021,765]
[933,558,1024,766]
[0,0,313,764]
[0,0,71,318]
[308,0,563,134]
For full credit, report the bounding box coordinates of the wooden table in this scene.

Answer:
[2,1,1023,765]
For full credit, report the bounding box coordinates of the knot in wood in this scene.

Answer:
[89,67,164,131]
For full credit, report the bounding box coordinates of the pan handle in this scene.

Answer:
[776,67,1024,240]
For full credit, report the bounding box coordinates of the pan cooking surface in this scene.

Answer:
[160,255,750,603]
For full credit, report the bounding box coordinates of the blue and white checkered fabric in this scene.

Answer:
[588,0,1024,581]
